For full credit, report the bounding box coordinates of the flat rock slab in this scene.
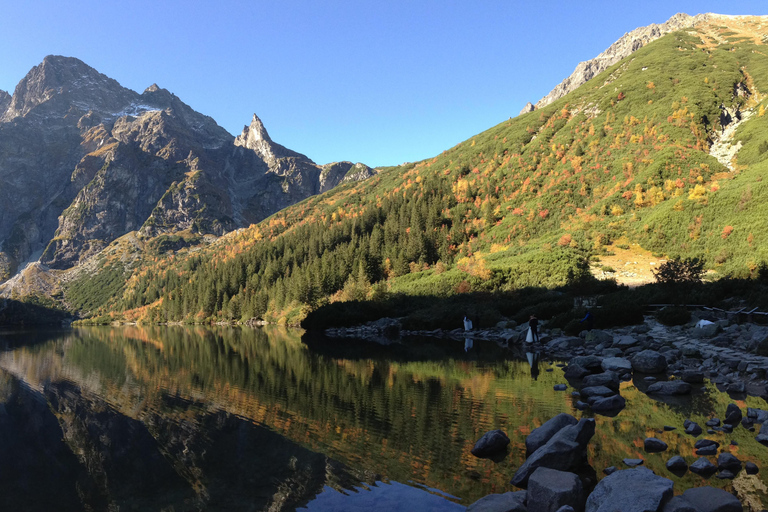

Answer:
[467,491,527,512]
[647,381,692,395]
[528,468,583,512]
[601,357,632,374]
[680,486,743,512]
[585,467,673,512]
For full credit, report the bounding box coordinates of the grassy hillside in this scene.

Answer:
[66,18,768,325]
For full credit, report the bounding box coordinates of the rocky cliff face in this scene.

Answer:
[529,13,714,111]
[0,56,372,275]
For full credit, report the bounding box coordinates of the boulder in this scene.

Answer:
[570,355,604,373]
[717,453,741,472]
[647,381,692,395]
[685,421,702,436]
[585,467,673,512]
[579,386,616,399]
[705,418,721,427]
[623,458,644,467]
[631,350,668,373]
[680,486,743,512]
[745,462,758,474]
[681,370,705,383]
[725,403,742,425]
[590,394,626,414]
[601,357,632,374]
[528,468,584,512]
[526,413,578,455]
[661,496,697,512]
[510,419,596,488]
[644,437,668,452]
[564,364,590,379]
[689,457,717,475]
[613,335,640,350]
[468,491,528,512]
[556,507,575,512]
[692,323,722,338]
[585,330,613,345]
[471,430,510,458]
[697,445,718,456]
[666,455,688,472]
[581,372,620,392]
[554,384,568,391]
[747,407,768,423]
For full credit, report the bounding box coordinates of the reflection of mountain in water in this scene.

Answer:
[0,326,767,509]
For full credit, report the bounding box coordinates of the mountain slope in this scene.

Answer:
[15,14,768,325]
[0,56,373,279]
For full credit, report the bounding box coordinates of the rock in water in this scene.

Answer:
[590,394,626,414]
[647,381,692,395]
[725,403,742,426]
[689,457,717,475]
[644,437,668,452]
[511,419,596,488]
[717,453,741,472]
[585,467,673,512]
[685,421,702,437]
[526,413,578,455]
[631,350,668,373]
[666,455,688,472]
[680,486,743,512]
[467,491,527,512]
[471,429,510,458]
[527,468,584,512]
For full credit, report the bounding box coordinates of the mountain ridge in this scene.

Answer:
[0,55,373,281]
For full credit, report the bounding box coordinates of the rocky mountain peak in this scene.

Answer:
[2,55,134,122]
[144,83,161,93]
[247,113,272,143]
[234,113,308,165]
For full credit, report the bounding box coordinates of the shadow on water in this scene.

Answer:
[0,325,766,510]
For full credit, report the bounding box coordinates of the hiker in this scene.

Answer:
[463,315,473,331]
[528,314,539,343]
[580,310,594,331]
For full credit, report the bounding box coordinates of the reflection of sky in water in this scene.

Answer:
[303,482,465,512]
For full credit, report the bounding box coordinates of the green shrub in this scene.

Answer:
[656,306,691,326]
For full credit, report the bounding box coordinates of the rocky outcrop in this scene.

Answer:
[585,468,673,512]
[529,13,713,112]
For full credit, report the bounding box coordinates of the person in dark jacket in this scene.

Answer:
[579,311,594,331]
[528,314,539,343]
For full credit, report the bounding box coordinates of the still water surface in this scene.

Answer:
[0,326,766,511]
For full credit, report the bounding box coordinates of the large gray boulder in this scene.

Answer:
[756,422,768,445]
[511,419,596,488]
[644,437,668,452]
[528,468,584,512]
[526,413,578,455]
[601,357,632,374]
[585,467,673,512]
[647,381,692,395]
[580,386,616,399]
[717,453,741,472]
[680,486,743,512]
[613,335,640,349]
[631,350,668,373]
[690,457,717,475]
[468,491,527,512]
[590,394,626,414]
[570,355,604,373]
[724,403,742,426]
[471,429,510,458]
[582,371,620,392]
[661,496,697,512]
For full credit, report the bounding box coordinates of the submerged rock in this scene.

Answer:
[647,381,692,395]
[471,430,510,458]
[467,490,527,512]
[631,350,668,373]
[526,413,578,455]
[644,437,667,452]
[666,455,688,472]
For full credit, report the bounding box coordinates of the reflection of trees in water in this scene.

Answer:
[5,326,768,506]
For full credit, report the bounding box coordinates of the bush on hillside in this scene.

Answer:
[652,257,705,285]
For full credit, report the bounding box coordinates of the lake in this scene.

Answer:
[0,326,766,511]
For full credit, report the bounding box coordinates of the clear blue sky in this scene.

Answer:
[1,1,765,167]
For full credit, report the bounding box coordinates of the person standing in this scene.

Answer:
[463,315,473,331]
[528,314,539,343]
